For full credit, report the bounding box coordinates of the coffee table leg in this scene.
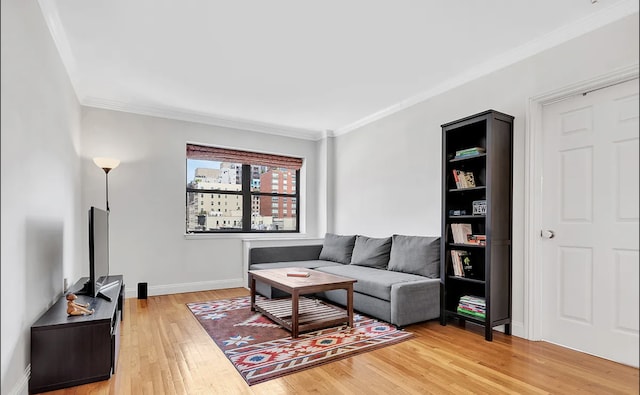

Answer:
[347,284,354,327]
[292,290,299,338]
[250,275,256,312]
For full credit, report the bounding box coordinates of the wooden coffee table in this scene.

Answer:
[248,268,356,338]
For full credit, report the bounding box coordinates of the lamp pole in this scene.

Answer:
[93,157,120,212]
[104,168,111,212]
[93,157,120,293]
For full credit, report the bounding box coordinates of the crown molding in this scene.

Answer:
[40,0,637,140]
[334,0,639,136]
[81,96,326,141]
[39,0,323,141]
[37,0,84,100]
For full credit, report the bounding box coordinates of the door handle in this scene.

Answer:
[541,230,555,239]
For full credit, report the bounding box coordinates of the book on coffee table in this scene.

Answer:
[287,271,310,278]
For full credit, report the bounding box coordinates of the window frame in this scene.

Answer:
[186,163,300,234]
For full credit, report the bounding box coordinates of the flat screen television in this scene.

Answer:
[77,206,115,301]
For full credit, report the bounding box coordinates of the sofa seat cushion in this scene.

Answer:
[250,260,342,271]
[316,265,427,302]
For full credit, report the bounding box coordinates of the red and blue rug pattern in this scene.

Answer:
[187,295,413,385]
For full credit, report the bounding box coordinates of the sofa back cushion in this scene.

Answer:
[350,235,392,269]
[249,245,323,264]
[319,233,356,264]
[387,235,440,278]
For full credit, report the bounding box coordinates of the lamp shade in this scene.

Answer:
[93,157,120,172]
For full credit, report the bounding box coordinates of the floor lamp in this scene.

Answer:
[93,157,120,212]
[93,157,120,297]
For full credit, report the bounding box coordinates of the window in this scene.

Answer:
[186,144,302,233]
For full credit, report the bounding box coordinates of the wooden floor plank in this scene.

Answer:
[34,287,639,395]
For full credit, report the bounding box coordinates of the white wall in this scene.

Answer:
[80,108,324,298]
[0,0,83,393]
[329,14,639,337]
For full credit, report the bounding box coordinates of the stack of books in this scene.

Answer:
[457,295,486,319]
[455,147,486,158]
[466,234,486,246]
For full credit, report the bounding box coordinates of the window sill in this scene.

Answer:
[184,233,317,241]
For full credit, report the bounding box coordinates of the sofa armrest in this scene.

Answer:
[390,279,440,327]
[249,245,323,265]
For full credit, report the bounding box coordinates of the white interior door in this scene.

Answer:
[540,78,639,367]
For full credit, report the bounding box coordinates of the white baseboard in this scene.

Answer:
[124,278,245,298]
[489,320,526,339]
[511,320,526,339]
[8,364,30,395]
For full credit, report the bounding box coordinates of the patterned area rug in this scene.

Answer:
[187,295,413,385]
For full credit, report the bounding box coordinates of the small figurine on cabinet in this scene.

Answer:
[66,293,94,316]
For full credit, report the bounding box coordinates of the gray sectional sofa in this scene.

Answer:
[248,233,441,327]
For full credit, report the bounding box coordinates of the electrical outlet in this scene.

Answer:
[63,278,69,293]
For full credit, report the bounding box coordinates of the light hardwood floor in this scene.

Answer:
[39,288,639,395]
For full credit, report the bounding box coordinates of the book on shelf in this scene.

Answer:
[452,169,461,188]
[451,223,473,244]
[457,306,486,319]
[450,250,462,276]
[466,234,486,246]
[458,302,485,313]
[450,250,473,277]
[463,171,476,187]
[455,147,486,158]
[459,295,486,306]
[452,169,476,188]
[460,252,474,277]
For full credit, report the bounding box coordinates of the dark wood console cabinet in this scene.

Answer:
[30,275,124,394]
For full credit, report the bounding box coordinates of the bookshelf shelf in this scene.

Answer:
[448,215,486,220]
[448,243,485,249]
[448,186,486,193]
[446,310,486,324]
[447,276,486,285]
[449,153,487,162]
[440,110,513,341]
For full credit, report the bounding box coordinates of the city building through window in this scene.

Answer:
[185,144,302,233]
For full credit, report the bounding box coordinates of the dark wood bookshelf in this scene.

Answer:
[440,110,513,341]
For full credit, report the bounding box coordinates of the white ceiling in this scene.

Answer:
[39,0,637,139]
